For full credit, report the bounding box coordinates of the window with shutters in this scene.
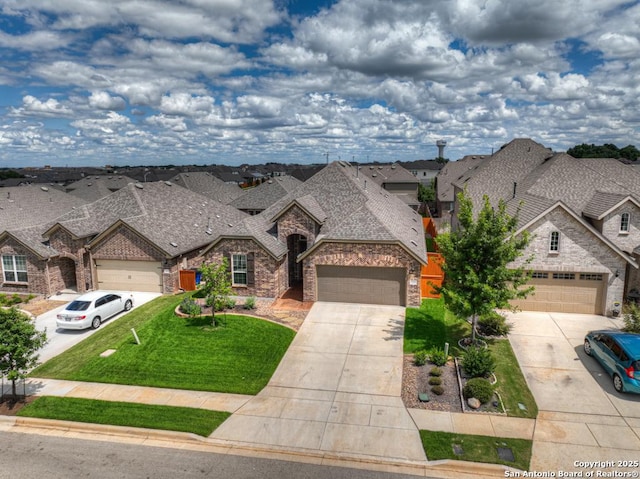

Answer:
[231,254,247,286]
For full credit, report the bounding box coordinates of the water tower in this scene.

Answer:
[436,140,447,158]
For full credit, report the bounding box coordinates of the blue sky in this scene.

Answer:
[0,0,639,167]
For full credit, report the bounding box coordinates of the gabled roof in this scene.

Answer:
[0,227,53,259]
[51,182,248,257]
[65,175,137,202]
[436,155,486,202]
[358,163,419,185]
[169,172,244,204]
[582,192,640,220]
[231,176,302,211]
[0,185,87,232]
[271,194,327,225]
[400,159,444,171]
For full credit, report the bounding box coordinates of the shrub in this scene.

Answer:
[431,385,444,395]
[623,302,640,334]
[429,367,442,377]
[244,296,256,310]
[179,298,201,317]
[428,377,442,386]
[463,377,494,404]
[414,350,428,366]
[462,346,496,378]
[429,347,448,366]
[478,311,512,336]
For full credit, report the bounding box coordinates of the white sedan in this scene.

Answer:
[56,291,133,330]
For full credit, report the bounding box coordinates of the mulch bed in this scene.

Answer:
[0,395,37,416]
[401,355,463,412]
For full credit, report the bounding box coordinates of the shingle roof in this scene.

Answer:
[400,159,444,171]
[169,172,244,204]
[254,162,427,263]
[54,182,248,257]
[231,176,302,211]
[65,175,137,202]
[0,185,87,232]
[358,163,419,185]
[582,191,630,219]
[436,155,486,202]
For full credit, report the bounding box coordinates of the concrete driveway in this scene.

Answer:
[34,291,162,363]
[212,302,427,463]
[507,311,640,471]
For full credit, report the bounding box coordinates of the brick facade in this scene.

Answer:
[509,208,626,315]
[206,238,287,298]
[599,202,640,255]
[0,237,48,295]
[276,205,320,244]
[48,228,92,293]
[303,242,422,306]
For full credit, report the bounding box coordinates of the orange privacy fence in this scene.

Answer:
[420,217,444,298]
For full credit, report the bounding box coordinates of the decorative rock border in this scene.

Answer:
[454,357,506,415]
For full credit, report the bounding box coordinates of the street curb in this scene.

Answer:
[6,416,518,478]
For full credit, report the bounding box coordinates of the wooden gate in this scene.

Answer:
[180,270,196,291]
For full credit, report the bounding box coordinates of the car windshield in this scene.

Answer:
[65,300,91,311]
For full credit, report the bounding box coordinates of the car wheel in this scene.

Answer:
[124,299,133,311]
[91,317,101,329]
[583,340,592,356]
[613,374,624,393]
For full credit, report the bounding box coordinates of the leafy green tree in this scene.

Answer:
[418,180,435,203]
[0,308,47,398]
[436,190,533,342]
[199,258,233,327]
[435,156,449,165]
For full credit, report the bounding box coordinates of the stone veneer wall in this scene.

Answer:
[0,237,49,295]
[276,205,319,244]
[206,238,286,298]
[510,208,626,315]
[303,242,422,306]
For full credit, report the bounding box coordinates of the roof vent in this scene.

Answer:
[170,242,178,247]
[411,240,418,246]
[108,176,113,179]
[40,186,49,192]
[164,181,172,186]
[268,180,273,184]
[135,183,144,189]
[412,227,418,233]
[87,183,92,186]
[372,173,377,177]
[206,228,212,235]
[391,165,396,169]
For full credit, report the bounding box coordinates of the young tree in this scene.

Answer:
[199,258,232,327]
[0,307,47,398]
[436,190,533,342]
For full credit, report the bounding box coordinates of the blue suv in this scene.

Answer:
[584,331,640,394]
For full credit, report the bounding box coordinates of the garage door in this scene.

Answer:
[96,260,163,293]
[316,265,406,306]
[510,272,604,314]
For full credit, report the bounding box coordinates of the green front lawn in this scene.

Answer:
[420,430,532,471]
[32,294,296,395]
[18,396,229,437]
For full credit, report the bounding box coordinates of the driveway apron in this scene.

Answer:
[211,302,427,462]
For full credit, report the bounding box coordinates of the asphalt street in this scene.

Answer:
[0,432,433,479]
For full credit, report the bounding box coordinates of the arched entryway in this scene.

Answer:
[286,234,307,298]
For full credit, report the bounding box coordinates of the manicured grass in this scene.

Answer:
[489,339,538,419]
[18,396,229,437]
[31,294,296,395]
[420,430,532,471]
[404,298,471,355]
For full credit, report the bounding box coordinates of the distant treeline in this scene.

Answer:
[568,143,640,161]
[0,170,23,180]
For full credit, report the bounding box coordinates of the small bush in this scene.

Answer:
[462,346,496,378]
[431,385,444,395]
[414,350,428,366]
[623,302,640,334]
[244,296,256,310]
[179,298,201,317]
[428,377,442,386]
[478,311,512,336]
[429,367,442,377]
[429,347,448,366]
[463,377,494,404]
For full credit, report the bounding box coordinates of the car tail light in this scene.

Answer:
[625,365,635,379]
[77,315,86,320]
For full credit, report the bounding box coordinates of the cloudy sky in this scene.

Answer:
[0,0,638,167]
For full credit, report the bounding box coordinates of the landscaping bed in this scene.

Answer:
[402,355,462,411]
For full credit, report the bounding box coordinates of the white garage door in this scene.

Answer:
[511,272,604,314]
[96,260,163,293]
[316,265,406,306]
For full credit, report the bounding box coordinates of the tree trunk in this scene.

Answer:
[11,379,17,398]
[471,314,478,343]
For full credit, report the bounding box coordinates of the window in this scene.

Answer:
[2,255,27,282]
[549,231,560,252]
[620,212,630,233]
[231,254,247,286]
[553,273,575,280]
[580,274,603,281]
[531,272,548,279]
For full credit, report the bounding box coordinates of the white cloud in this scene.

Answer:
[88,91,126,110]
[10,95,74,117]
